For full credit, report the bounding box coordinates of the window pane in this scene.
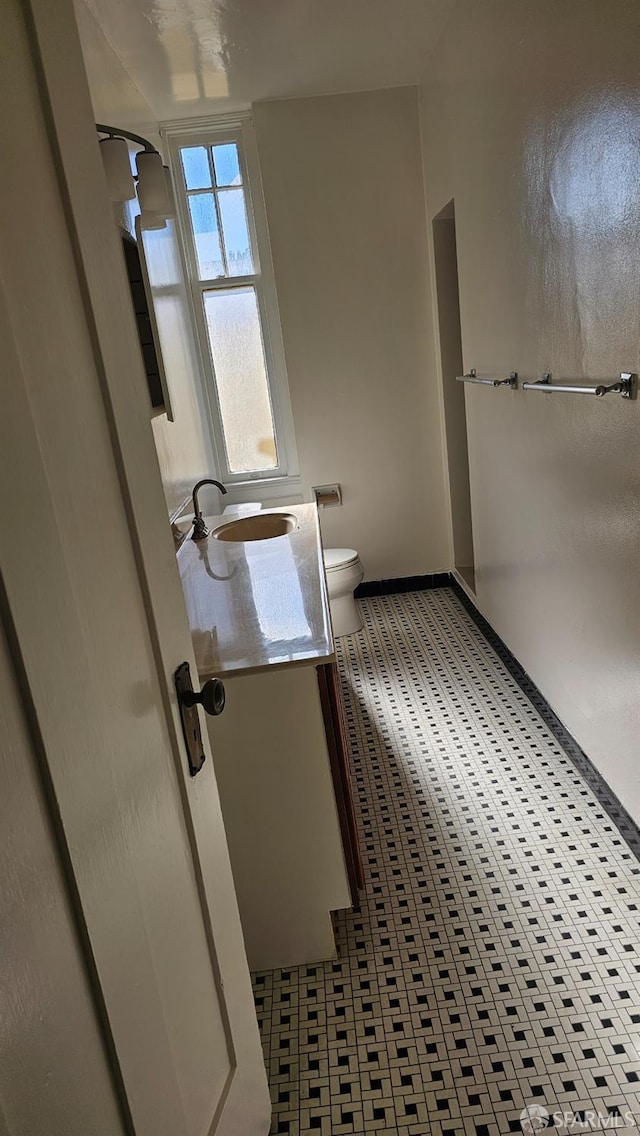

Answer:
[180,146,211,190]
[218,189,253,276]
[188,194,224,278]
[203,287,278,473]
[212,143,242,186]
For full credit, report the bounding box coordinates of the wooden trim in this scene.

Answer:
[317,662,364,906]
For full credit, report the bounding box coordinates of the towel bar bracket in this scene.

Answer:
[456,368,518,389]
[607,372,635,399]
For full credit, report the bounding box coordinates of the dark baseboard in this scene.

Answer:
[448,577,640,862]
[355,572,450,598]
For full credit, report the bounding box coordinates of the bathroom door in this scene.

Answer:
[0,2,270,1134]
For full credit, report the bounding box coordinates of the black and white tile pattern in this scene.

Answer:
[252,589,640,1134]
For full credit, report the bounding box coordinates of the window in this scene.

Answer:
[169,120,297,485]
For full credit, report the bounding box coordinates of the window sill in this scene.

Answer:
[222,475,305,508]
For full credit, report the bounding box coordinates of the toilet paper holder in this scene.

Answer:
[312,484,342,508]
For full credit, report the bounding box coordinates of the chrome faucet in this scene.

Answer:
[190,478,227,541]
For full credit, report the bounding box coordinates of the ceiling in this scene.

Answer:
[77,0,456,124]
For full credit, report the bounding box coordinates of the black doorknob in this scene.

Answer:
[180,678,226,716]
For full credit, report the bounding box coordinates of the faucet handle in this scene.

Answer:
[192,514,209,541]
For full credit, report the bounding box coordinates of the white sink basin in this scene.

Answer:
[211,512,298,543]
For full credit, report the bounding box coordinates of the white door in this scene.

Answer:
[0,614,128,1136]
[0,2,270,1134]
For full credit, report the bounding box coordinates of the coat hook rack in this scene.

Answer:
[522,372,636,399]
[456,368,518,389]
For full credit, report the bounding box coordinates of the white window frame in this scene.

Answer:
[164,114,299,491]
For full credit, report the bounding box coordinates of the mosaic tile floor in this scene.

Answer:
[252,589,640,1134]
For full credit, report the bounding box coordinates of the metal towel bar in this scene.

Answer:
[522,372,636,399]
[456,368,517,389]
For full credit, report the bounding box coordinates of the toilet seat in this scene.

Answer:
[324,548,359,572]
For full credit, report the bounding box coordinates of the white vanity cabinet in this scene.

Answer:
[178,504,362,971]
[207,663,350,970]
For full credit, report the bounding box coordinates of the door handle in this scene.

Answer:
[174,662,225,776]
[180,677,225,717]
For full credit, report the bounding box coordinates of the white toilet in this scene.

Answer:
[323,548,364,637]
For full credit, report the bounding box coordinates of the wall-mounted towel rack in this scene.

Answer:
[522,372,636,399]
[456,368,517,389]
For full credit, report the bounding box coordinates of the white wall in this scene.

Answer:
[253,88,449,579]
[419,0,640,821]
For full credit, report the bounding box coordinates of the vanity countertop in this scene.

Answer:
[177,503,335,679]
